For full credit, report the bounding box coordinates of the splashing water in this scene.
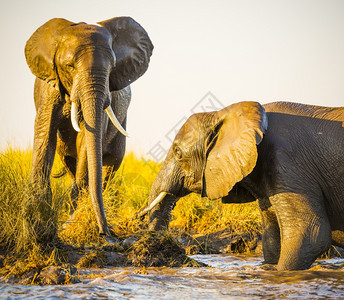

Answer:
[1,255,344,299]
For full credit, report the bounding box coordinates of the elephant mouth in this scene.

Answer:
[188,183,202,194]
[133,175,193,220]
[70,101,129,136]
[134,191,168,219]
[178,175,201,196]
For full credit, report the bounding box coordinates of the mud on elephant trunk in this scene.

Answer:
[147,191,179,232]
[144,167,180,231]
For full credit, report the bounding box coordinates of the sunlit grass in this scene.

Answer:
[0,147,261,256]
[0,147,71,254]
[170,194,261,235]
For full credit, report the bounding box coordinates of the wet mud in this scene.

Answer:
[178,229,262,255]
[1,229,343,286]
[126,231,206,267]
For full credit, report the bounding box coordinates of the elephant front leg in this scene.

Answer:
[70,140,88,213]
[102,117,127,190]
[30,92,61,243]
[271,193,331,270]
[259,200,281,265]
[103,165,116,190]
[31,99,61,191]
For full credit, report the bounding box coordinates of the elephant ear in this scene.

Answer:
[25,18,74,89]
[203,101,268,200]
[98,17,153,91]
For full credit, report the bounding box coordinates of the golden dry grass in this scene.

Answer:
[0,147,261,257]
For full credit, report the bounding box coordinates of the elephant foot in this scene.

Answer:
[100,226,121,244]
[260,263,277,271]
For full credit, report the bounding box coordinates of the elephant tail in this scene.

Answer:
[52,167,67,178]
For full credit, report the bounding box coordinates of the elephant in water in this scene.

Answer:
[139,101,344,270]
[25,17,153,238]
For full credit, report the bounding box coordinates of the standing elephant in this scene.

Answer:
[25,17,153,237]
[139,101,344,270]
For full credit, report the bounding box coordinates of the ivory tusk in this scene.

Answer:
[105,106,129,137]
[135,191,167,219]
[71,102,81,132]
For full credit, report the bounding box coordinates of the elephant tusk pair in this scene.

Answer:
[71,102,129,137]
[134,191,167,220]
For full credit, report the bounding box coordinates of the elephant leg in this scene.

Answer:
[31,95,62,192]
[71,143,88,214]
[30,87,62,242]
[259,199,281,264]
[271,192,331,270]
[58,155,79,214]
[60,155,77,178]
[102,120,127,189]
[102,154,124,189]
[70,181,80,214]
[103,166,116,190]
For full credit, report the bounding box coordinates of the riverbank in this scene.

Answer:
[0,148,262,284]
[1,229,343,286]
[0,228,262,285]
[2,148,342,285]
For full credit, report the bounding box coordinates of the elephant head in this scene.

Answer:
[25,17,153,236]
[141,102,267,230]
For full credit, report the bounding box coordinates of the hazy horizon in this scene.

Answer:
[1,0,343,160]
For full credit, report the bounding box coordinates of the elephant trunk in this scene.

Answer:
[146,163,180,231]
[78,81,110,236]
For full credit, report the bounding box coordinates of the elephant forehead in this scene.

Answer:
[174,118,205,149]
[60,24,111,46]
[175,112,217,141]
[175,116,200,141]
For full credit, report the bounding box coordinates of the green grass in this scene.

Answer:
[0,147,261,265]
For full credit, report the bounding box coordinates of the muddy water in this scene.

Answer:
[1,255,344,299]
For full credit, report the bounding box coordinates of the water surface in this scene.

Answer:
[1,255,344,299]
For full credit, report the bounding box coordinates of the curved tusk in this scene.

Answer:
[135,191,167,219]
[71,102,81,132]
[105,106,129,137]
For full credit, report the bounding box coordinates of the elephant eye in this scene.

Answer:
[174,146,183,160]
[66,63,75,72]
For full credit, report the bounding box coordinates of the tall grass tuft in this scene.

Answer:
[0,147,68,254]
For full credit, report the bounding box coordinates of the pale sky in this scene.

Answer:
[0,0,343,159]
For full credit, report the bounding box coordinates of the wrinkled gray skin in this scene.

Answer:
[25,17,153,236]
[147,101,344,270]
[55,86,131,214]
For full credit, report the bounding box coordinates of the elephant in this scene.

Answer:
[139,101,344,270]
[25,17,153,237]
